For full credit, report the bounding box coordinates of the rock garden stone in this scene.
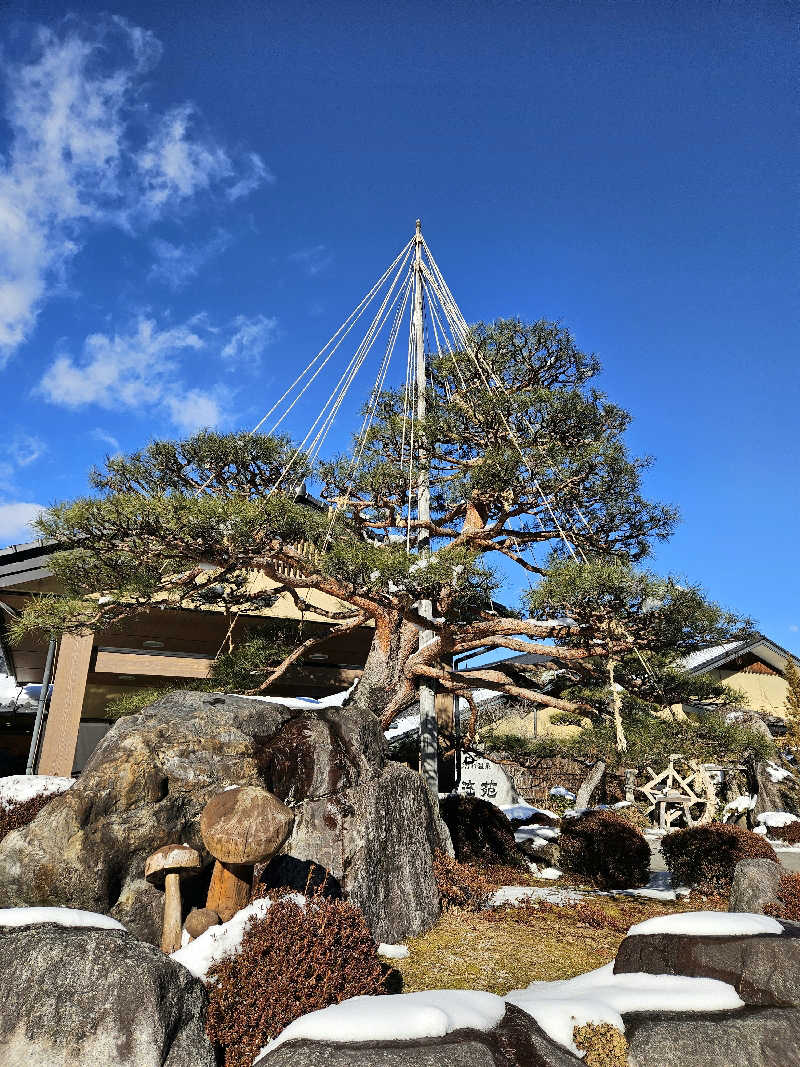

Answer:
[0,690,441,945]
[144,843,201,952]
[729,858,784,916]
[184,906,221,940]
[624,1007,800,1067]
[200,785,293,921]
[614,920,800,1007]
[256,1005,583,1067]
[0,920,216,1066]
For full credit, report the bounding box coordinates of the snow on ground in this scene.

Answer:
[260,989,507,1056]
[527,865,562,880]
[172,894,305,979]
[488,885,582,907]
[0,673,38,710]
[0,907,124,931]
[0,775,74,807]
[627,911,784,938]
[377,943,409,960]
[597,870,688,903]
[507,962,744,1055]
[514,825,559,843]
[757,810,800,828]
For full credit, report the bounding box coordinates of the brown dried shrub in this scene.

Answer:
[573,1022,628,1067]
[769,820,800,844]
[559,811,650,889]
[205,895,387,1067]
[433,851,492,911]
[766,872,800,922]
[662,824,777,894]
[0,794,53,842]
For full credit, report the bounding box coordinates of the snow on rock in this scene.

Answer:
[0,906,124,931]
[261,989,507,1055]
[722,794,756,819]
[377,943,409,959]
[765,762,794,784]
[757,810,800,829]
[244,683,356,712]
[627,911,784,938]
[506,962,744,1055]
[549,786,576,801]
[0,674,36,710]
[172,894,305,980]
[528,865,562,880]
[0,775,74,807]
[515,825,559,842]
[501,802,558,822]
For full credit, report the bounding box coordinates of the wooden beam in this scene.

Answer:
[93,647,213,679]
[38,632,93,776]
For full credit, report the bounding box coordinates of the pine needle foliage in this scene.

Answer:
[12,320,748,724]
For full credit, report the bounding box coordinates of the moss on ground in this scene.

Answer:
[396,882,726,995]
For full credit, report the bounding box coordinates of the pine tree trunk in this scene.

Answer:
[350,613,418,720]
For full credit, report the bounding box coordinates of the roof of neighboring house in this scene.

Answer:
[682,633,800,675]
[0,539,59,589]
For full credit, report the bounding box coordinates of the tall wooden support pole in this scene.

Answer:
[38,632,93,777]
[414,219,439,800]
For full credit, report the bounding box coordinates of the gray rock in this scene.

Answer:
[614,922,800,1007]
[0,921,215,1066]
[625,1007,800,1067]
[754,760,800,820]
[0,691,440,945]
[256,1005,582,1067]
[729,858,784,915]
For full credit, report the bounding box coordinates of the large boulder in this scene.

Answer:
[0,920,215,1066]
[754,760,800,820]
[0,691,440,944]
[624,1007,800,1067]
[256,1005,582,1067]
[614,921,800,1007]
[729,858,784,915]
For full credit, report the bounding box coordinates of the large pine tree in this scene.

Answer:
[16,318,746,728]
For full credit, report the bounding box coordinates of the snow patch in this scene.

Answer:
[0,907,124,931]
[377,943,409,960]
[765,762,794,784]
[549,786,576,801]
[507,963,743,1055]
[757,810,799,829]
[627,911,784,938]
[172,894,305,980]
[502,803,558,822]
[260,989,507,1055]
[488,885,581,907]
[0,775,74,807]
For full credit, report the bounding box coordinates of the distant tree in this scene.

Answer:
[13,319,747,733]
[783,656,800,755]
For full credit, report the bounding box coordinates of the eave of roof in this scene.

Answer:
[683,633,799,675]
[0,539,58,588]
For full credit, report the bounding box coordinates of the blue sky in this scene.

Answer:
[0,2,797,651]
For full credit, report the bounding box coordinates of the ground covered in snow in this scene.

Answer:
[0,774,74,806]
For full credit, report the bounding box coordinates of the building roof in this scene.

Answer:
[0,539,58,589]
[682,633,799,675]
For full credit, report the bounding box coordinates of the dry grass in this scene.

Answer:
[396,878,726,995]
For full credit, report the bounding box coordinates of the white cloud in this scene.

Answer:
[149,229,232,288]
[36,314,250,432]
[91,428,121,454]
[0,17,270,365]
[289,244,333,277]
[790,624,799,633]
[0,502,44,545]
[221,314,279,363]
[8,434,46,468]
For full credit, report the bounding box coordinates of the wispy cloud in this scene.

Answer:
[35,313,265,432]
[0,502,44,545]
[289,244,333,277]
[8,434,46,468]
[149,230,233,289]
[91,428,121,454]
[221,314,279,364]
[0,17,271,365]
[790,624,799,633]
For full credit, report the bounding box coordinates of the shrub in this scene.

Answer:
[573,1022,628,1067]
[769,820,800,845]
[559,811,650,889]
[440,794,526,868]
[205,895,387,1067]
[0,794,53,842]
[433,851,492,911]
[662,824,777,894]
[766,872,800,922]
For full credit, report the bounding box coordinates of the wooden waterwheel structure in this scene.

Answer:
[637,753,717,829]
